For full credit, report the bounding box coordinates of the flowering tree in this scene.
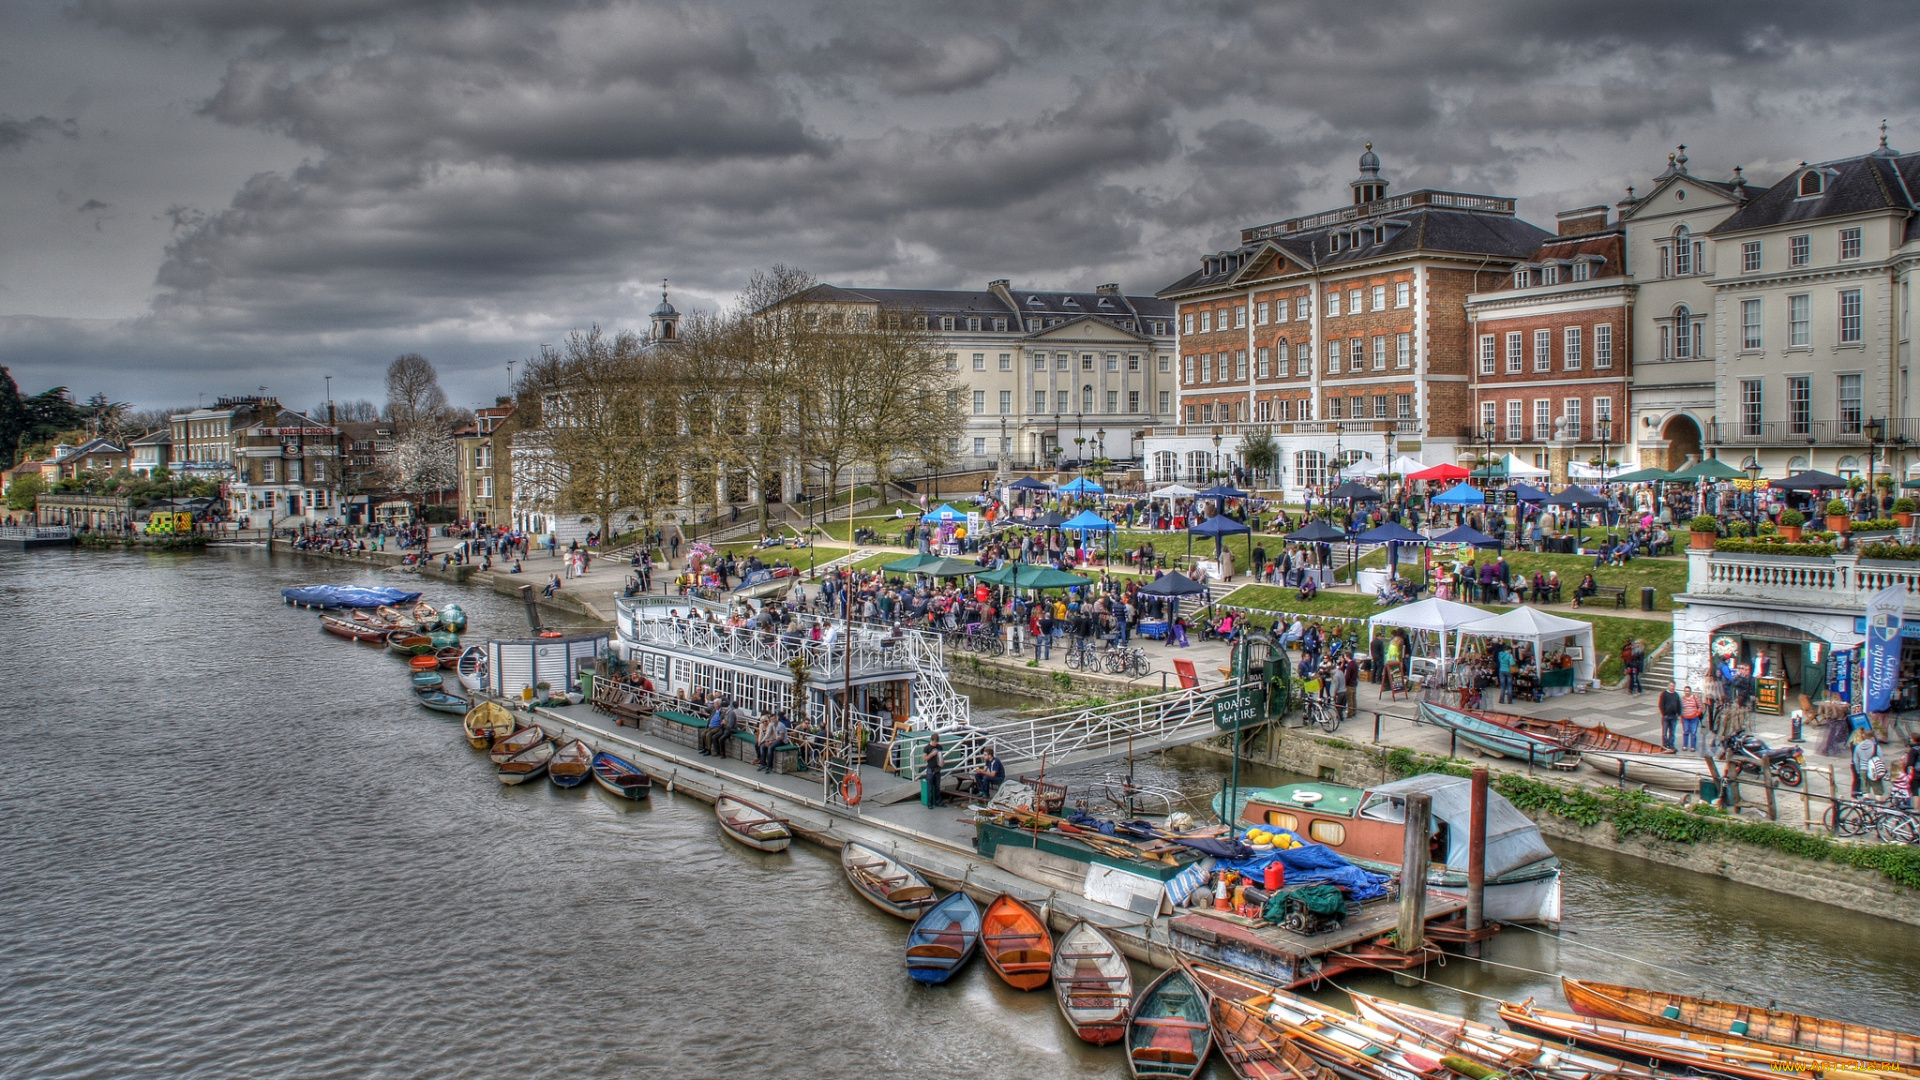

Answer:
[385,426,458,498]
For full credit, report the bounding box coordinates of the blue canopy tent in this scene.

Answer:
[1062,508,1116,565]
[1284,520,1347,543]
[1059,477,1105,494]
[1430,524,1502,549]
[1431,482,1485,506]
[922,503,965,522]
[1195,484,1249,506]
[1354,521,1427,579]
[1188,512,1252,561]
[1007,477,1052,491]
[1508,483,1548,503]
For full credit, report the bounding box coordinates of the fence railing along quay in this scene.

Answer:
[971,681,1240,772]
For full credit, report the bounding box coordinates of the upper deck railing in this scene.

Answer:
[615,595,941,680]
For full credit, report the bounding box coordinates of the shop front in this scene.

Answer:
[1708,621,1832,715]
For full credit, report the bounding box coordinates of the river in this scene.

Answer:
[1,545,1914,1079]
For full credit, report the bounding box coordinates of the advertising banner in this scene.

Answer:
[1864,585,1906,713]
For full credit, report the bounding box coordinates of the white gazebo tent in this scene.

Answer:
[1454,606,1596,686]
[1150,484,1199,499]
[1368,597,1489,678]
[1497,453,1549,479]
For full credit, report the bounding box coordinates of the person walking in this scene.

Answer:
[1623,639,1645,695]
[1658,682,1682,751]
[1496,645,1515,705]
[922,735,947,808]
[1679,685,1704,752]
[1851,728,1887,799]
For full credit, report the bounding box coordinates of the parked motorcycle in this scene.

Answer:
[1724,731,1805,787]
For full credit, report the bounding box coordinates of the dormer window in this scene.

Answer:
[1513,268,1529,289]
[1799,170,1825,197]
[1027,296,1042,306]
[1541,264,1559,286]
[1097,297,1113,308]
[1063,296,1078,306]
[1571,260,1591,282]
[1328,234,1342,253]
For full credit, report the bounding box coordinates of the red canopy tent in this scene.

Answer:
[1407,463,1469,482]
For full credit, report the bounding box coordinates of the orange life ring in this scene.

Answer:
[841,772,863,805]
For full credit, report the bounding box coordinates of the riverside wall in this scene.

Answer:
[263,540,610,623]
[1188,725,1920,926]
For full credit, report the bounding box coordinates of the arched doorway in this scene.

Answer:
[1708,621,1831,703]
[1661,414,1702,471]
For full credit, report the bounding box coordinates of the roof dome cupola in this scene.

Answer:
[1351,142,1389,206]
[650,280,680,343]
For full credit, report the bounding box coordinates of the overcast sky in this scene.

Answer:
[1,0,1914,412]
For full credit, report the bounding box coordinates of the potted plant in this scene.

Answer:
[1778,508,1805,542]
[1895,497,1917,529]
[1688,514,1720,549]
[1826,497,1852,533]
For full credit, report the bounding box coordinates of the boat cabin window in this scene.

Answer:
[1307,820,1346,846]
[1359,794,1405,822]
[1264,810,1299,831]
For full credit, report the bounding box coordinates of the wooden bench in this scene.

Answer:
[1581,584,1628,609]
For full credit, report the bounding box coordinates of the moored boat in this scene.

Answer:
[320,615,386,642]
[1209,993,1338,1080]
[1419,700,1581,767]
[548,739,593,787]
[1127,966,1212,1078]
[840,841,937,920]
[374,605,409,626]
[1561,979,1920,1069]
[387,631,434,657]
[981,894,1053,991]
[1052,920,1132,1046]
[456,645,487,692]
[714,794,792,853]
[415,685,471,714]
[435,646,463,669]
[497,739,556,785]
[905,891,981,986]
[464,702,516,750]
[1349,989,1663,1080]
[490,725,548,764]
[413,601,440,630]
[1494,1000,1896,1080]
[409,653,443,672]
[1187,960,1451,1080]
[439,603,468,632]
[589,751,652,800]
[411,670,445,689]
[429,630,460,650]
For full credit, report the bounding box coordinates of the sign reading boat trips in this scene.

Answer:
[1213,689,1260,730]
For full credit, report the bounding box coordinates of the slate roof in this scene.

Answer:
[1712,151,1920,238]
[1157,202,1552,298]
[801,283,1174,332]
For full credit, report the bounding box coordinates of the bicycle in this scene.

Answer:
[1063,638,1099,672]
[965,626,1006,657]
[1826,795,1911,840]
[1301,694,1342,733]
[1103,644,1151,677]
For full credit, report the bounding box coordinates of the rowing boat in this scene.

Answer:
[1499,718,1710,787]
[905,891,980,985]
[413,601,440,630]
[1186,960,1451,1080]
[429,630,460,650]
[1052,920,1132,1046]
[386,631,434,657]
[497,739,555,785]
[490,725,548,764]
[1419,700,1581,767]
[714,794,792,852]
[1561,979,1920,1069]
[1128,966,1212,1078]
[589,751,651,799]
[1348,989,1663,1080]
[1210,994,1338,1080]
[548,739,593,787]
[409,653,443,672]
[415,685,471,714]
[320,615,386,642]
[434,646,463,669]
[456,646,487,692]
[1496,1000,1905,1080]
[981,894,1053,991]
[374,605,408,626]
[464,702,515,750]
[411,670,444,689]
[840,841,937,920]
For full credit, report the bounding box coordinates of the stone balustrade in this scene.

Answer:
[1685,547,1920,608]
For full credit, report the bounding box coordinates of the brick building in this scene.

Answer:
[455,398,517,526]
[1463,206,1633,481]
[1148,146,1551,497]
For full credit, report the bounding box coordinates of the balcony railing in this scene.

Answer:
[1144,418,1417,440]
[1686,549,1920,609]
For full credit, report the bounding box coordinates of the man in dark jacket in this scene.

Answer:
[1658,683,1683,750]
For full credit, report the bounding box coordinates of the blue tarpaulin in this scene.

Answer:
[1215,829,1392,903]
[283,585,423,609]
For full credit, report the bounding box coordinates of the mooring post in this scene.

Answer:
[1466,767,1488,959]
[1393,790,1432,986]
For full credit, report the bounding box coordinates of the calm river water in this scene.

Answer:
[1,546,1914,1079]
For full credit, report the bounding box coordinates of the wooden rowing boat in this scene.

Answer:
[715,794,792,853]
[590,751,651,800]
[1562,979,1920,1069]
[906,890,980,985]
[490,725,548,764]
[1419,701,1581,767]
[1497,719,1711,786]
[415,685,471,714]
[1186,960,1449,1080]
[411,670,444,689]
[434,646,463,669]
[464,702,515,750]
[840,841,936,920]
[547,739,593,787]
[413,601,440,630]
[1052,920,1132,1046]
[374,605,408,626]
[456,646,487,692]
[1348,989,1662,1080]
[981,894,1053,991]
[497,739,555,785]
[387,631,434,657]
[1128,966,1212,1078]
[320,615,386,642]
[1211,994,1339,1080]
[1496,1000,1905,1080]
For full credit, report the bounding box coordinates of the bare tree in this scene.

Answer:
[314,399,382,423]
[539,327,686,543]
[385,354,449,430]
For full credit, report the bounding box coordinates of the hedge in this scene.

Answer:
[1713,539,1836,557]
[1860,543,1920,562]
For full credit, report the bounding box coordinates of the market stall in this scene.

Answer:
[1454,606,1597,695]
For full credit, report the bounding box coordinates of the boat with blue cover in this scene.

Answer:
[906,891,980,985]
[283,585,421,610]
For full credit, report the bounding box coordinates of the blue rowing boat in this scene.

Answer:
[906,891,980,985]
[414,686,471,715]
[1419,700,1580,767]
[590,751,652,800]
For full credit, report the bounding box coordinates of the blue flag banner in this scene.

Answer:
[1829,646,1855,704]
[1864,585,1905,713]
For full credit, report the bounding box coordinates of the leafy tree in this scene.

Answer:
[383,427,459,496]
[5,471,45,511]
[0,366,24,469]
[21,387,82,449]
[1238,428,1279,486]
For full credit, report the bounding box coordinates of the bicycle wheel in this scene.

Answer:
[1835,801,1873,837]
[1130,651,1152,677]
[986,636,1006,658]
[1316,703,1341,733]
[1064,648,1084,672]
[1104,651,1127,674]
[1877,812,1920,846]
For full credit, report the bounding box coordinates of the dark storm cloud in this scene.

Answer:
[0,115,79,151]
[13,0,1917,406]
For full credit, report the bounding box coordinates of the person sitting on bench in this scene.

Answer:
[1570,573,1597,607]
[972,748,1006,798]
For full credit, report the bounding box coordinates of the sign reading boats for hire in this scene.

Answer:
[1213,689,1260,730]
[1864,584,1905,713]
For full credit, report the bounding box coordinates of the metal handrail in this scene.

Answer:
[972,681,1240,769]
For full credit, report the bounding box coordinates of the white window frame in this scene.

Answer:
[1789,294,1811,347]
[1479,334,1497,375]
[1505,332,1523,373]
[1563,326,1582,369]
[1395,282,1410,308]
[1839,288,1863,343]
[1741,299,1762,351]
[1839,227,1862,261]
[1371,335,1387,370]
[1742,241,1762,272]
[1594,323,1612,369]
[1533,329,1552,372]
[1740,379,1763,437]
[1789,234,1810,267]
[1396,333,1411,369]
[1371,285,1386,311]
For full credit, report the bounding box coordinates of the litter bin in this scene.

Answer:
[1641,586,1656,612]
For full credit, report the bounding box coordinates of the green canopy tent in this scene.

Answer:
[976,562,1091,591]
[912,557,985,578]
[880,554,937,575]
[1609,466,1676,484]
[1670,457,1744,481]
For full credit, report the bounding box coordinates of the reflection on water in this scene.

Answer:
[0,546,1911,1080]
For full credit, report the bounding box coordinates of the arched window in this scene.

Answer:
[1800,171,1824,197]
[1788,456,1809,473]
[1673,306,1693,358]
[1836,456,1859,478]
[1186,450,1211,479]
[1153,450,1178,481]
[1295,450,1327,489]
[1673,226,1693,275]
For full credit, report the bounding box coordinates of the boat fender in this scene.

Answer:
[842,772,863,805]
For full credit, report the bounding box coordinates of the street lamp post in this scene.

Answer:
[1745,459,1763,535]
[1211,433,1223,482]
[1866,416,1886,515]
[999,416,1007,473]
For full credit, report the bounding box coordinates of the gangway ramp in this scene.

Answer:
[970,681,1247,773]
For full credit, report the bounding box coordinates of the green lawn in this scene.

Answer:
[1488,551,1688,610]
